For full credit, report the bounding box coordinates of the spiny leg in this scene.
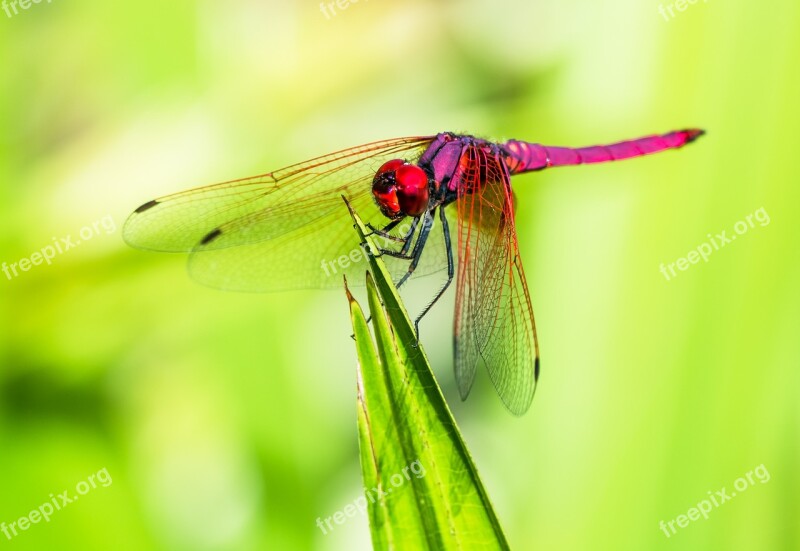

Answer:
[364,212,438,336]
[379,215,422,260]
[359,216,421,329]
[399,216,423,256]
[366,219,405,242]
[411,206,455,340]
[395,210,435,291]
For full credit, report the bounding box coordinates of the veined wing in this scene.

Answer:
[185,187,456,291]
[123,136,434,252]
[124,136,452,291]
[453,145,540,415]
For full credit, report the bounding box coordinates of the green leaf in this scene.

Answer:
[344,203,511,551]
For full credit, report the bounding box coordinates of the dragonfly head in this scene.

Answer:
[372,159,430,220]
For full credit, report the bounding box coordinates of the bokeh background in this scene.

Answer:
[1,0,798,549]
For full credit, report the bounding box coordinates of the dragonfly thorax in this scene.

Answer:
[371,159,430,220]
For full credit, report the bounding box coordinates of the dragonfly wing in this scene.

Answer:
[186,190,449,291]
[123,136,434,252]
[453,146,540,415]
[123,136,456,291]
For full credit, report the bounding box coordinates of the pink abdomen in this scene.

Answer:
[503,129,705,174]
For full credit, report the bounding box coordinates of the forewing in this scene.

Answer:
[123,136,458,291]
[123,136,434,252]
[453,146,540,415]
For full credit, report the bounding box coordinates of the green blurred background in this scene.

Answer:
[1,0,798,549]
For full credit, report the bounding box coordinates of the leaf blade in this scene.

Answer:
[345,204,512,551]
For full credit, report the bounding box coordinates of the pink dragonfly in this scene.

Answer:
[124,129,704,414]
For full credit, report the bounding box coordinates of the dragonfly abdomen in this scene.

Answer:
[503,129,704,174]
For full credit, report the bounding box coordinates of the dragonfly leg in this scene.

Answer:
[378,216,421,260]
[379,249,414,260]
[411,207,454,344]
[366,219,404,242]
[399,216,425,256]
[358,217,422,330]
[395,210,435,294]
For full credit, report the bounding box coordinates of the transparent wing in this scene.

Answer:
[123,136,434,251]
[123,136,453,291]
[186,188,455,291]
[453,145,540,415]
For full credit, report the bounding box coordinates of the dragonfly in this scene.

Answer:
[124,128,704,415]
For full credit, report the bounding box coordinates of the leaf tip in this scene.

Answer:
[343,275,360,308]
[341,194,356,219]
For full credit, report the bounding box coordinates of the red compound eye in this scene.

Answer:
[372,159,404,219]
[372,184,400,219]
[372,160,429,219]
[376,159,404,176]
[395,164,429,217]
